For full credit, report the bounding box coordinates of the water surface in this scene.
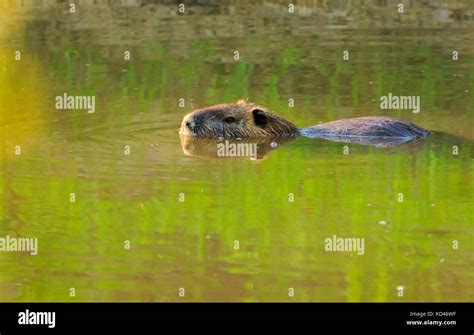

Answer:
[0,1,473,302]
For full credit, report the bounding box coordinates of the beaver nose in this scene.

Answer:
[185,119,195,130]
[183,113,197,131]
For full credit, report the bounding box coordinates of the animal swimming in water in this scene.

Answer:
[179,100,430,148]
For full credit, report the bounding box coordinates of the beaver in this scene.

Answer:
[179,100,430,147]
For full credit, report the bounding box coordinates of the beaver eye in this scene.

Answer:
[224,116,236,123]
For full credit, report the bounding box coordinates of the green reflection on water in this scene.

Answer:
[0,1,473,302]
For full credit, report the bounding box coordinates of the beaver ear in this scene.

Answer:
[252,109,268,128]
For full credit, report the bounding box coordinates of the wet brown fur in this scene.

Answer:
[180,100,430,141]
[304,116,430,139]
[180,100,298,138]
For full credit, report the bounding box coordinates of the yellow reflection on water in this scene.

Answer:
[0,2,47,156]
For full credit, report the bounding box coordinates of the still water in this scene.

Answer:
[0,1,472,302]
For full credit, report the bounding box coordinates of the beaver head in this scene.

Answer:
[179,100,298,138]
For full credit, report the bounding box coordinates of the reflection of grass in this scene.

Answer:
[36,32,474,132]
